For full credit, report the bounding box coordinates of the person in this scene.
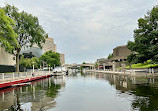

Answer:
[66,70,68,75]
[32,73,35,77]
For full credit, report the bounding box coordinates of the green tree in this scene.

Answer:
[82,62,86,64]
[95,62,98,69]
[40,50,61,68]
[0,8,17,52]
[3,4,48,72]
[20,56,40,69]
[127,5,158,63]
[108,53,113,59]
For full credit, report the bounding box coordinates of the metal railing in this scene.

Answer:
[0,71,53,81]
[86,68,158,74]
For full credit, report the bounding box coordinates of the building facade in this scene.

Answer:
[96,45,131,70]
[0,47,16,72]
[60,53,65,66]
[110,45,131,68]
[97,58,113,70]
[0,37,65,72]
[42,38,57,52]
[0,47,16,66]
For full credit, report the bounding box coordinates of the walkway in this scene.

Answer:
[85,70,158,77]
[0,71,53,89]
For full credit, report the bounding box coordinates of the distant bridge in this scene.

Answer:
[64,63,95,69]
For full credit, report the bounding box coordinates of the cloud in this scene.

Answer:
[0,0,157,63]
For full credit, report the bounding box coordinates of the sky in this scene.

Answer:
[0,0,157,64]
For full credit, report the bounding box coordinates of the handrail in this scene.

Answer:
[0,71,53,81]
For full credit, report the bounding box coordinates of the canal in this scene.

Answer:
[0,72,158,111]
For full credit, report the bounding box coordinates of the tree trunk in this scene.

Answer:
[16,49,20,72]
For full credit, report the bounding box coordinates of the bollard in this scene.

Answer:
[149,68,151,73]
[26,72,27,77]
[133,69,135,74]
[12,73,14,79]
[152,68,154,73]
[2,92,4,102]
[2,73,4,80]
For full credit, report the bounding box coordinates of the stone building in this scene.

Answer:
[96,45,131,70]
[42,37,57,52]
[0,37,65,72]
[110,45,131,69]
[60,53,65,66]
[42,37,65,65]
[21,37,65,66]
[97,58,113,70]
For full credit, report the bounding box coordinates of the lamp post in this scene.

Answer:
[33,62,35,73]
[103,63,105,71]
[49,65,50,74]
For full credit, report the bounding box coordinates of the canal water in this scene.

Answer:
[0,72,158,111]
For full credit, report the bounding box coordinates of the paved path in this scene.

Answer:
[85,70,158,77]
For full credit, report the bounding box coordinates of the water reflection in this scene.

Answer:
[86,73,158,111]
[1,73,158,111]
[0,76,65,111]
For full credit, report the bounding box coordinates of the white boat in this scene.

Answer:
[53,67,62,73]
[61,67,66,72]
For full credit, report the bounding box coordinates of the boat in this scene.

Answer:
[53,67,62,73]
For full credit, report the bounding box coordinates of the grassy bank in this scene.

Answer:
[126,63,158,69]
[118,60,158,69]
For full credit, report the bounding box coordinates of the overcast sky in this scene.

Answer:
[0,0,157,64]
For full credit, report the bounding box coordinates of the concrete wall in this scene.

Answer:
[0,47,16,66]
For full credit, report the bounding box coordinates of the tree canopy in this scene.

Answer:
[20,55,40,69]
[2,4,48,72]
[0,8,17,52]
[40,50,61,67]
[127,5,158,63]
[108,53,113,59]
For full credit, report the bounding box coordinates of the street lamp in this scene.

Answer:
[49,65,50,74]
[33,62,35,73]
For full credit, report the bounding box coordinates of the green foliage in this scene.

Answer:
[2,4,48,72]
[108,53,113,59]
[127,5,158,63]
[39,50,61,67]
[127,53,138,64]
[125,60,158,69]
[3,4,48,49]
[82,62,86,64]
[0,8,17,52]
[95,62,98,69]
[20,55,40,69]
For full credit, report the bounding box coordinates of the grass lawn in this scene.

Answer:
[117,60,158,69]
[126,63,158,69]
